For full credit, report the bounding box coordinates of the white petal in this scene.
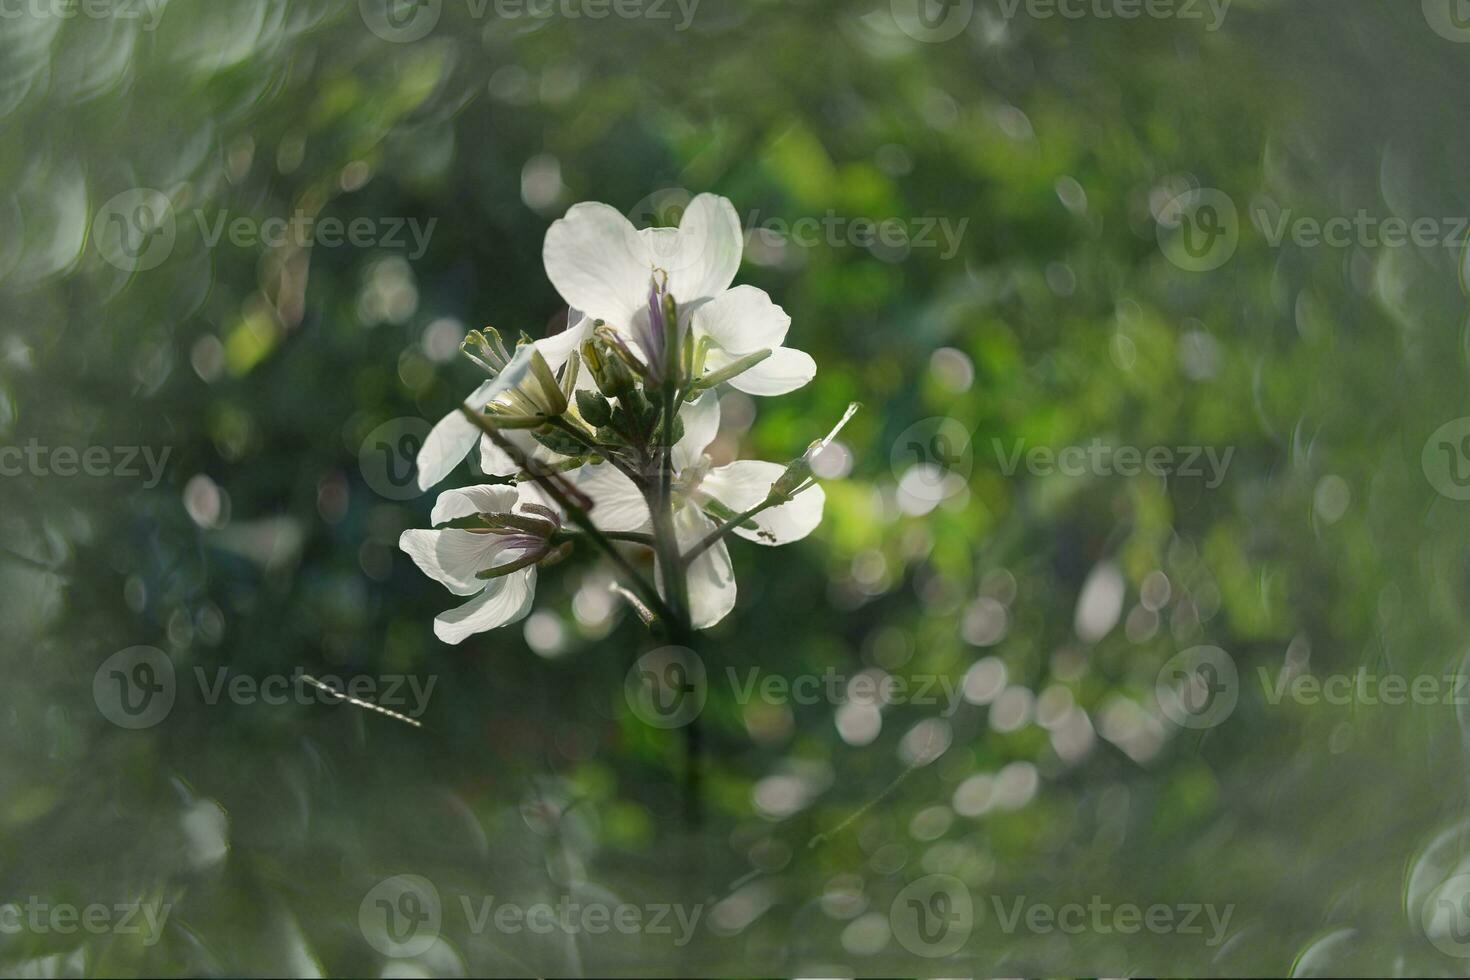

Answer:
[533,311,592,371]
[692,285,790,354]
[430,484,519,525]
[434,569,537,644]
[720,346,817,396]
[571,463,651,533]
[416,380,502,490]
[659,505,736,630]
[673,389,722,469]
[543,202,651,329]
[660,194,743,304]
[399,528,522,596]
[479,430,533,477]
[701,460,826,545]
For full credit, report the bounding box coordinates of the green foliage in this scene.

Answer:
[3,0,1470,975]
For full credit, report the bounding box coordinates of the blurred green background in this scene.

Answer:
[7,0,1470,975]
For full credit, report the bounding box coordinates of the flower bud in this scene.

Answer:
[575,389,613,427]
[581,335,637,397]
[490,346,568,419]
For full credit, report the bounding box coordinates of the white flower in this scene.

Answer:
[542,193,816,396]
[398,483,558,644]
[566,390,826,629]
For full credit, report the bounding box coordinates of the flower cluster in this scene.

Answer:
[400,194,855,644]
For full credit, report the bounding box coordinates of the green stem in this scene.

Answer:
[680,483,817,565]
[460,407,677,625]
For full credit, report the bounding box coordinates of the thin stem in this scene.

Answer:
[653,353,690,619]
[680,485,816,565]
[460,406,677,626]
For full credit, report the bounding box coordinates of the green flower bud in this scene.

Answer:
[581,335,637,397]
[575,389,613,427]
